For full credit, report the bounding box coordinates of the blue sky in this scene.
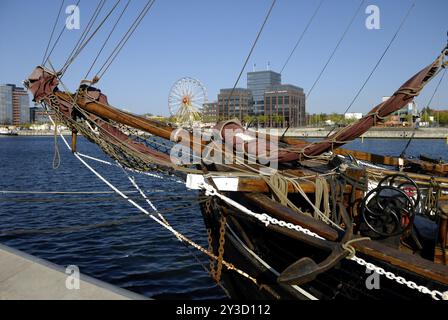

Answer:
[0,0,447,116]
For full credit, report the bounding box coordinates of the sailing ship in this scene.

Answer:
[22,44,448,300]
[22,0,448,300]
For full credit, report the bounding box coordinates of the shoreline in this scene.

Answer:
[256,127,448,139]
[2,127,448,139]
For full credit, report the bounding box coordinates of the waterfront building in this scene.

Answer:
[382,96,417,125]
[30,106,52,123]
[0,85,13,124]
[0,84,30,125]
[202,101,218,122]
[264,84,306,128]
[209,69,305,127]
[247,70,281,115]
[216,88,253,121]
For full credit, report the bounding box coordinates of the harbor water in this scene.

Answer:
[1,136,448,299]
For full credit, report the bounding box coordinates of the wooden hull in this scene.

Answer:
[201,194,448,300]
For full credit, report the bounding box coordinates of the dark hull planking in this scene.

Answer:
[201,194,447,300]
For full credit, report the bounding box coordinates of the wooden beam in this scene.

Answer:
[240,193,340,241]
[352,239,448,286]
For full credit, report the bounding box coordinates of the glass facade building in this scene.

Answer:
[247,70,281,114]
[0,84,30,125]
[0,85,13,124]
[208,70,305,127]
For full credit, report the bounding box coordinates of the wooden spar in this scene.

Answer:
[59,84,448,176]
[236,176,351,193]
[71,129,77,153]
[55,91,206,151]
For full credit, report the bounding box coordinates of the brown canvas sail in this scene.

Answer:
[285,48,448,161]
[216,48,447,163]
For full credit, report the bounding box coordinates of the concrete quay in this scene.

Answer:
[0,244,148,300]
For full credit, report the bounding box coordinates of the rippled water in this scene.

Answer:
[1,136,448,299]
[0,136,225,299]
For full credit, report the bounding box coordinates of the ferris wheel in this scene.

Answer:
[168,77,207,126]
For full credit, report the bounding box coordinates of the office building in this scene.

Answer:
[209,69,306,127]
[216,88,253,121]
[264,84,306,127]
[383,96,417,125]
[202,101,218,122]
[0,84,30,125]
[0,85,13,124]
[30,106,52,123]
[247,70,281,115]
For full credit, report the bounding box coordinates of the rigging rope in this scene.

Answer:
[43,0,82,66]
[225,0,277,110]
[342,1,416,116]
[84,0,132,79]
[95,0,157,79]
[41,96,448,300]
[60,0,122,76]
[426,67,447,110]
[307,0,365,100]
[200,180,448,300]
[280,0,324,74]
[324,1,415,139]
[400,67,447,157]
[60,0,107,73]
[41,0,66,65]
[45,115,260,287]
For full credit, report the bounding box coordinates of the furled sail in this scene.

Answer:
[217,48,447,163]
[287,48,448,161]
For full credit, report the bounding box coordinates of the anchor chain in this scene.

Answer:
[204,198,227,282]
